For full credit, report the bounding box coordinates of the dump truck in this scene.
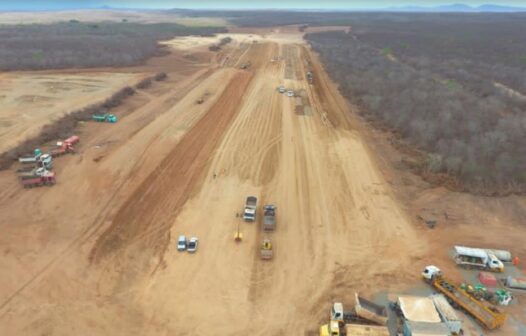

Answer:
[92,113,117,123]
[18,167,49,180]
[263,204,276,231]
[19,152,52,168]
[320,302,390,336]
[50,142,75,157]
[260,238,273,260]
[453,246,504,272]
[64,135,80,145]
[354,293,388,326]
[21,171,56,188]
[422,265,506,330]
[243,196,257,222]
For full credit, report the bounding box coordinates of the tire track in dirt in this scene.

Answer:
[90,70,254,264]
[0,68,220,315]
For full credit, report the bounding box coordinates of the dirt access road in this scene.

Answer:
[0,32,426,334]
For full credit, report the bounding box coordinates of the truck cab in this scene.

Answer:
[422,265,442,281]
[488,254,504,272]
[330,302,344,323]
[243,196,257,222]
[319,320,340,336]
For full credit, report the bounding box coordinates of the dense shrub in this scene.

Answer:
[307,26,526,193]
[0,22,226,70]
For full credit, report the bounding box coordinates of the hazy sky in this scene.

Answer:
[2,0,526,10]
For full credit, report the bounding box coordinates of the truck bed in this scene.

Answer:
[432,276,505,329]
[354,293,388,325]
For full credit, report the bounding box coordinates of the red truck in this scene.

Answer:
[50,135,79,157]
[21,171,56,188]
[64,135,80,145]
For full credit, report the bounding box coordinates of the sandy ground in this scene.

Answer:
[0,28,525,336]
[0,72,143,154]
[0,10,227,26]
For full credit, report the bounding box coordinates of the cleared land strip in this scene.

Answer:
[90,70,254,263]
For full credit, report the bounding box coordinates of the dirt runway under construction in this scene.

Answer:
[1,31,525,335]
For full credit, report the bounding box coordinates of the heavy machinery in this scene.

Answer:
[453,246,504,272]
[19,149,51,165]
[260,238,273,260]
[17,167,49,179]
[51,135,79,157]
[422,265,506,330]
[64,135,80,146]
[243,196,257,222]
[320,301,389,336]
[263,204,276,231]
[50,142,75,157]
[92,113,117,123]
[21,171,56,188]
[354,293,388,326]
[307,71,314,84]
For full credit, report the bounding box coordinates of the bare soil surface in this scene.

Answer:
[0,10,227,26]
[0,28,525,335]
[0,72,143,154]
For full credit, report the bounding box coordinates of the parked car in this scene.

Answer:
[287,90,294,97]
[278,85,286,93]
[187,237,199,253]
[177,235,187,251]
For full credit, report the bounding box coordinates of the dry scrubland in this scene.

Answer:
[305,14,526,194]
[0,21,225,70]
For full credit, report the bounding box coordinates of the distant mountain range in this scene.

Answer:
[1,2,526,13]
[386,3,526,12]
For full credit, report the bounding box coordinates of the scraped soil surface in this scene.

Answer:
[0,29,525,336]
[0,72,143,154]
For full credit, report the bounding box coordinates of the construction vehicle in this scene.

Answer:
[260,238,273,260]
[50,141,75,157]
[460,283,512,306]
[92,113,117,123]
[52,135,79,156]
[263,204,276,231]
[17,156,52,171]
[21,171,56,188]
[234,224,243,242]
[453,246,504,272]
[18,167,49,180]
[354,293,388,326]
[307,71,314,84]
[64,135,80,146]
[430,294,463,335]
[19,152,53,170]
[243,196,257,222]
[320,302,389,336]
[422,265,506,330]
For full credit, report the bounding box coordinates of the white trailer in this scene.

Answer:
[453,246,504,272]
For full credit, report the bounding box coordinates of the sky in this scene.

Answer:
[1,0,526,10]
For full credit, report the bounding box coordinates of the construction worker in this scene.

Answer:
[513,256,520,266]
